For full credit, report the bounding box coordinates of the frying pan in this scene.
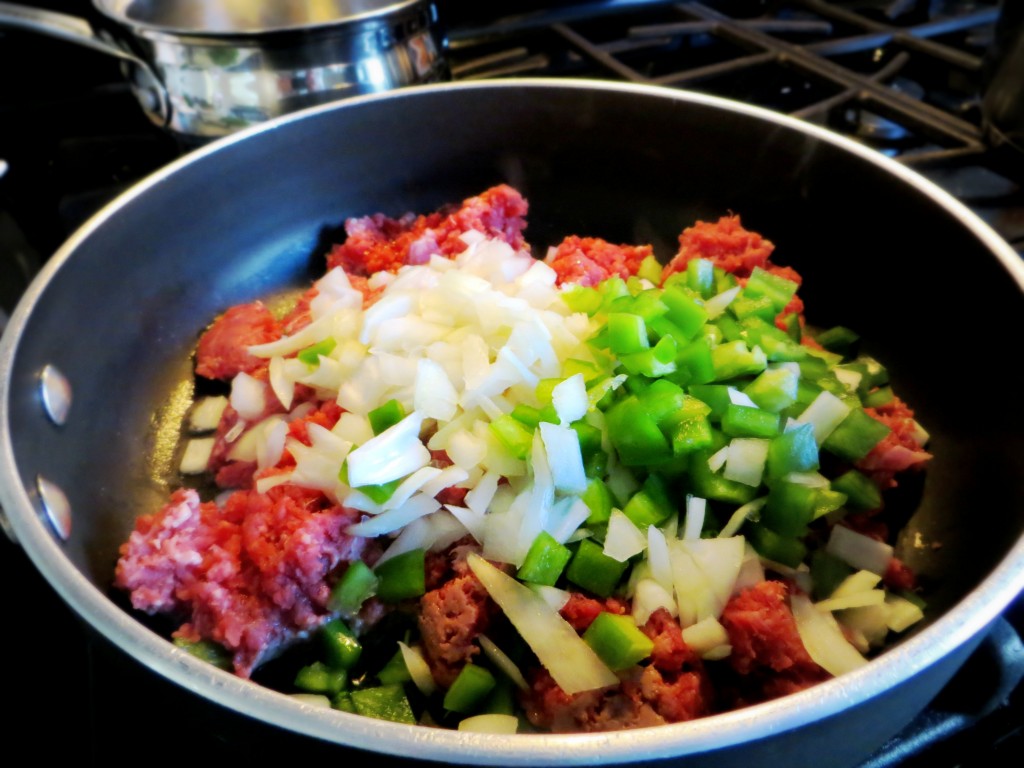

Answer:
[2,80,1023,767]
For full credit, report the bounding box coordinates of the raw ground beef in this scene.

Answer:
[545,235,652,287]
[418,540,502,687]
[717,580,831,706]
[662,215,777,280]
[115,485,367,677]
[857,395,932,489]
[326,184,529,275]
[195,302,282,381]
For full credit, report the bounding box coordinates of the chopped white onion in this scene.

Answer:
[815,590,886,612]
[646,525,673,591]
[458,715,519,734]
[679,536,745,617]
[834,367,863,392]
[255,472,292,494]
[791,593,868,676]
[230,372,266,421]
[826,525,893,575]
[529,583,571,612]
[885,595,925,632]
[682,495,706,540]
[680,616,731,656]
[382,466,443,511]
[256,417,288,470]
[733,543,766,593]
[419,465,470,499]
[445,504,487,544]
[727,387,757,407]
[478,634,529,691]
[704,286,740,319]
[345,411,430,487]
[632,578,677,626]
[398,641,437,696]
[468,554,618,694]
[179,437,215,475]
[188,396,228,433]
[830,569,883,598]
[707,445,729,473]
[718,497,766,539]
[538,422,587,494]
[552,373,589,425]
[345,495,440,537]
[797,391,852,445]
[723,438,770,487]
[604,509,647,562]
[414,358,459,421]
[545,497,591,544]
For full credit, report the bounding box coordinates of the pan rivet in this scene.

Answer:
[36,475,72,541]
[40,364,72,426]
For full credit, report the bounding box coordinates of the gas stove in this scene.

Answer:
[1,1,1022,764]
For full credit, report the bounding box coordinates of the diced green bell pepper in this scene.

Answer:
[744,267,799,312]
[377,649,413,685]
[862,386,895,408]
[810,550,854,601]
[374,548,426,602]
[489,413,535,460]
[607,312,650,355]
[746,522,807,568]
[295,661,348,696]
[567,538,629,598]
[321,618,362,670]
[674,337,716,385]
[637,255,664,284]
[444,664,497,714]
[687,258,715,298]
[721,404,781,438]
[831,469,883,511]
[330,560,379,616]
[822,408,891,462]
[669,415,714,456]
[581,478,615,525]
[350,685,417,724]
[297,338,337,366]
[173,638,232,671]
[765,423,819,484]
[518,531,572,586]
[583,612,654,670]
[743,367,799,413]
[605,396,671,466]
[661,285,708,338]
[712,340,767,381]
[814,326,859,356]
[622,473,674,529]
[368,398,407,435]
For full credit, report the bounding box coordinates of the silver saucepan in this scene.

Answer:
[0,0,447,138]
[1,80,1023,766]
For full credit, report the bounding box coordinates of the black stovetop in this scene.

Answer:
[1,1,1022,764]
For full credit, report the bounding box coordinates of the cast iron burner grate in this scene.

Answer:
[448,0,1024,250]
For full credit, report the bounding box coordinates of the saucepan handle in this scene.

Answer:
[0,1,169,125]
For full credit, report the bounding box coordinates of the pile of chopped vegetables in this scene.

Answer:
[115,185,931,733]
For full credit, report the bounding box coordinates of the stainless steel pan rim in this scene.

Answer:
[95,0,429,37]
[2,79,1023,765]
